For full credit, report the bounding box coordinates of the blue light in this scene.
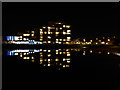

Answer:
[7,51,11,56]
[6,36,11,41]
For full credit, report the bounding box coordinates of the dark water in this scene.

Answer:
[2,47,120,90]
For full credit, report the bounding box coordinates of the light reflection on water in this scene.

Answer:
[5,48,120,71]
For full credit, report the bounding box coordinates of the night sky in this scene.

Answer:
[2,2,120,39]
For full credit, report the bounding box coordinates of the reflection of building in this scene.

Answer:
[5,22,72,45]
[7,48,71,70]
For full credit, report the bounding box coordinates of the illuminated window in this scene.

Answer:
[48,32,50,34]
[40,39,43,41]
[67,61,70,63]
[55,58,59,61]
[63,58,66,61]
[67,30,71,33]
[23,34,30,36]
[48,36,51,39]
[99,40,101,42]
[48,54,51,57]
[63,25,65,27]
[40,52,42,54]
[31,31,34,33]
[96,38,98,40]
[31,34,34,36]
[101,42,105,44]
[66,42,69,44]
[96,42,98,45]
[40,59,43,62]
[48,50,51,52]
[31,60,34,62]
[50,32,53,34]
[23,53,27,55]
[63,52,66,54]
[48,64,50,66]
[106,42,108,45]
[66,25,70,28]
[90,40,92,42]
[43,41,47,43]
[66,49,69,51]
[67,37,71,39]
[56,41,58,43]
[32,57,34,59]
[63,65,66,68]
[23,57,30,59]
[48,59,50,62]
[15,53,18,55]
[44,59,47,61]
[59,39,62,41]
[56,52,58,54]
[40,31,43,34]
[56,32,59,34]
[63,39,66,41]
[40,36,43,38]
[59,52,62,54]
[43,27,46,29]
[43,50,47,52]
[67,54,70,56]
[23,38,27,41]
[48,27,51,29]
[108,39,110,41]
[56,28,58,30]
[58,42,62,44]
[20,36,22,38]
[63,32,66,35]
[56,39,58,41]
[60,27,62,30]
[44,32,47,34]
[50,27,55,29]
[48,41,51,43]
[66,58,70,60]
[107,52,110,55]
[83,39,86,42]
[66,65,70,67]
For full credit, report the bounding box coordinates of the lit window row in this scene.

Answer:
[23,34,30,36]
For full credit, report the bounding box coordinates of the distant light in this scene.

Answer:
[96,38,98,40]
[43,27,46,29]
[90,50,92,53]
[63,25,66,28]
[48,27,51,29]
[108,39,110,42]
[96,42,98,45]
[107,52,110,55]
[101,42,105,44]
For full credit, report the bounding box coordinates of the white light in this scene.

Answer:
[101,42,105,44]
[48,27,51,29]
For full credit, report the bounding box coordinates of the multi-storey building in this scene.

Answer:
[5,22,72,45]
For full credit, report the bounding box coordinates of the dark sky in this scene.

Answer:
[2,2,120,39]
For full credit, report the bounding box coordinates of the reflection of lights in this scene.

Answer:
[48,54,51,57]
[48,64,50,66]
[114,53,120,56]
[63,65,66,68]
[96,42,98,45]
[67,61,70,63]
[106,42,108,45]
[48,59,50,62]
[31,60,34,62]
[23,57,30,59]
[66,65,70,67]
